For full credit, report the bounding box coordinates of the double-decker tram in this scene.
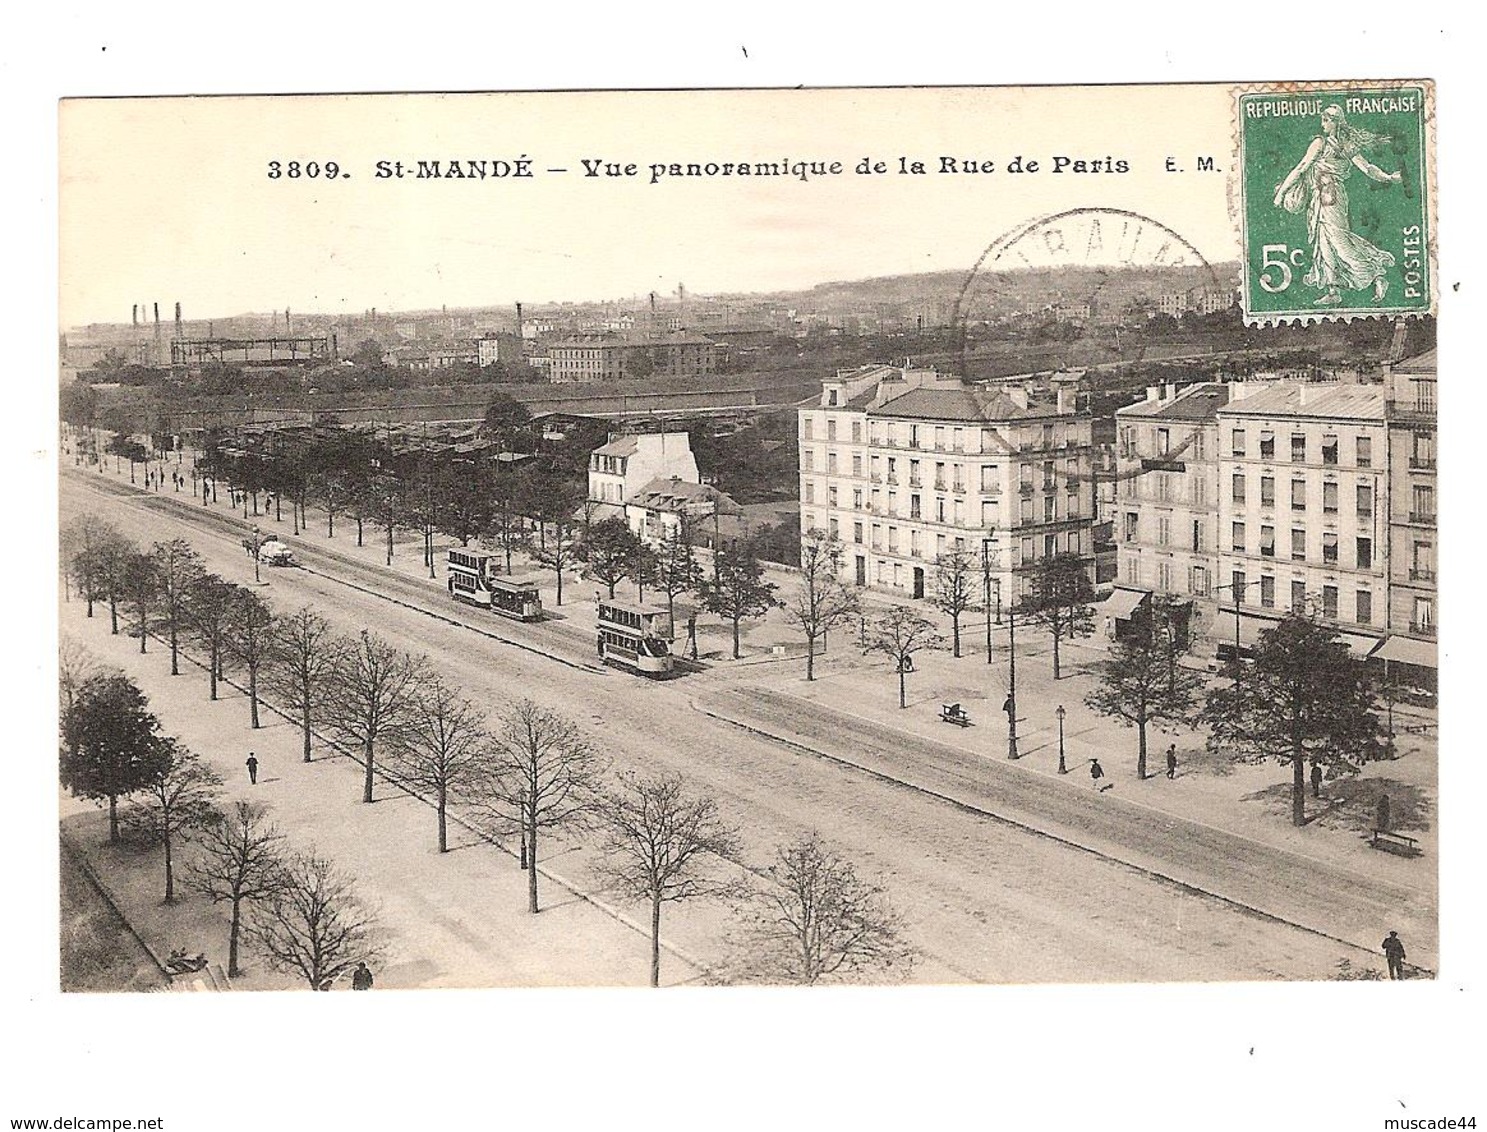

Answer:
[447,548,544,621]
[596,598,674,677]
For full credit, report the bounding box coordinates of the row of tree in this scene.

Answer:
[60,529,915,986]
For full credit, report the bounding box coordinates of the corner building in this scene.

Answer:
[798,365,1095,605]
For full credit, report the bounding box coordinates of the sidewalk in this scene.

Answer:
[58,605,698,989]
[737,631,1437,898]
[81,450,1439,889]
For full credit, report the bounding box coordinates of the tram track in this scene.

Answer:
[63,465,1421,982]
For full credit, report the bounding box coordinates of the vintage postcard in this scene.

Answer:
[56,83,1441,1000]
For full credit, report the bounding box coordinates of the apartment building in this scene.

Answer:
[1114,383,1230,609]
[1377,350,1437,689]
[1214,383,1389,657]
[798,366,1095,604]
[548,332,718,383]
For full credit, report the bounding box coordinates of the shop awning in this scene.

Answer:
[1372,635,1438,669]
[1210,611,1267,650]
[1102,588,1150,620]
[1211,613,1381,658]
[1338,632,1383,659]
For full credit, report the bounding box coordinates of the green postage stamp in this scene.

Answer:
[1237,81,1434,325]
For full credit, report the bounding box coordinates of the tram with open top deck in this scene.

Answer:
[447,548,544,621]
[597,597,673,676]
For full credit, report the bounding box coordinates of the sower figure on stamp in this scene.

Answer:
[1273,104,1403,307]
[1382,930,1407,980]
[245,752,258,785]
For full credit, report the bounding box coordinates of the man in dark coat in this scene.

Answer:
[1382,931,1406,980]
[351,962,374,991]
[1165,744,1178,779]
[1090,759,1105,789]
[245,753,258,785]
[1310,762,1324,798]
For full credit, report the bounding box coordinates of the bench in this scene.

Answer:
[1370,829,1420,856]
[940,704,971,728]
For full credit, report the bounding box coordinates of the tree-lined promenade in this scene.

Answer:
[59,518,915,988]
[60,450,1434,983]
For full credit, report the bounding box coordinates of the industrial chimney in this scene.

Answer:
[515,301,524,337]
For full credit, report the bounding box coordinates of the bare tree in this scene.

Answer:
[471,699,604,913]
[730,831,915,985]
[933,548,978,659]
[266,607,346,763]
[227,587,277,730]
[326,630,429,804]
[592,772,741,987]
[185,574,239,701]
[786,528,860,681]
[151,539,204,676]
[245,850,382,991]
[123,742,223,903]
[866,605,946,708]
[530,512,582,607]
[395,676,489,853]
[188,800,286,977]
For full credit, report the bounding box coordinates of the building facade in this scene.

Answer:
[1379,350,1437,687]
[1114,383,1230,609]
[588,432,700,508]
[1213,383,1389,653]
[798,366,1095,603]
[549,332,718,383]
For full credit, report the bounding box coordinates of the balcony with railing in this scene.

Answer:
[1409,568,1437,583]
[1408,510,1436,526]
[1410,620,1436,638]
[1409,456,1437,471]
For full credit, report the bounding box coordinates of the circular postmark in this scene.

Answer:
[950,206,1225,381]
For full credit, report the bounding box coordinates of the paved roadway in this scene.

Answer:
[61,468,1422,984]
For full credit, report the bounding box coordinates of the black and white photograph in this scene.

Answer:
[11,16,1480,1132]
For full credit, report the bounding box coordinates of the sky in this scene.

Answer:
[59,85,1244,326]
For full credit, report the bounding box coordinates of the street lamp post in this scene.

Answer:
[252,526,261,584]
[982,546,994,663]
[1214,580,1256,690]
[1005,600,1019,759]
[1056,704,1067,774]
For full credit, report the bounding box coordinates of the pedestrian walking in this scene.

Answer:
[1382,930,1407,980]
[1165,744,1178,780]
[1310,762,1323,798]
[1376,792,1392,834]
[351,961,374,991]
[245,753,258,785]
[1090,758,1105,789]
